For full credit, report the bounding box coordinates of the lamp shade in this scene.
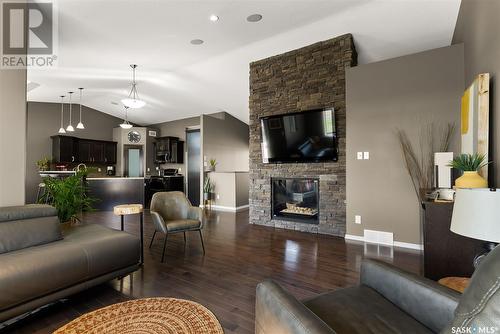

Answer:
[451,188,500,243]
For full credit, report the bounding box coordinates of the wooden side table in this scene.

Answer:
[114,204,144,265]
[438,277,470,293]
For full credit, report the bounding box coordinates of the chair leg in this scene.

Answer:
[149,230,157,249]
[198,230,205,254]
[161,234,168,263]
[183,232,187,245]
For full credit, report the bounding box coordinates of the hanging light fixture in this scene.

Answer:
[120,105,133,129]
[58,95,66,134]
[66,91,75,132]
[121,64,146,109]
[76,87,85,129]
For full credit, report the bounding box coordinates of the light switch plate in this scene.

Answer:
[355,215,362,224]
[357,152,363,160]
[363,152,370,160]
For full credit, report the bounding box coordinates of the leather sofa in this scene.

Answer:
[0,204,140,323]
[257,244,500,334]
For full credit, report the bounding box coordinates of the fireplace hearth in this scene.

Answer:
[271,177,319,224]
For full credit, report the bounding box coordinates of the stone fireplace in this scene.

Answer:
[248,34,357,235]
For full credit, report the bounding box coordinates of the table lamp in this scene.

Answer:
[451,188,500,268]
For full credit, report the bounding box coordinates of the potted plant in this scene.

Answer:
[203,177,213,201]
[448,153,490,188]
[40,170,96,225]
[208,158,217,172]
[36,157,50,171]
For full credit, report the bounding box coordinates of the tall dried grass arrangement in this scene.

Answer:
[396,122,455,203]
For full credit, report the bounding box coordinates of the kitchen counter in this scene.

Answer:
[87,178,145,211]
[86,176,145,180]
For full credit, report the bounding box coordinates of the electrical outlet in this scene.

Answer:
[363,152,370,160]
[97,168,101,173]
[216,194,220,200]
[355,215,362,224]
[147,167,150,172]
[357,152,363,160]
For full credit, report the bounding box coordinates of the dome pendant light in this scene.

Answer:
[121,64,146,109]
[58,95,66,134]
[76,88,85,129]
[120,105,133,129]
[66,91,75,132]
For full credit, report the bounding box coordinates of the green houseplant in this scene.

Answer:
[208,158,217,171]
[36,157,50,171]
[203,177,213,201]
[449,153,490,188]
[40,170,96,223]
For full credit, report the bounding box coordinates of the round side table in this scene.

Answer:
[114,204,144,264]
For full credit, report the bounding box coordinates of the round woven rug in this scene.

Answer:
[54,297,224,334]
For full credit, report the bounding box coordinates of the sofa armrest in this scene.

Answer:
[256,280,336,334]
[360,259,460,333]
[150,211,167,234]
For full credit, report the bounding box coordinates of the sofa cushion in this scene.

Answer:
[0,216,62,254]
[0,240,88,311]
[63,224,140,278]
[303,286,433,334]
[0,204,57,222]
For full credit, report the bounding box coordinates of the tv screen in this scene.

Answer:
[260,108,337,163]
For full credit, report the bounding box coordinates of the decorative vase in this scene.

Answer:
[203,192,211,201]
[455,171,488,188]
[208,166,215,172]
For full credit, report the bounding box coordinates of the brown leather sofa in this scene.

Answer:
[0,204,140,323]
[256,247,500,334]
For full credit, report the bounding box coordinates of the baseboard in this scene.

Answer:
[344,234,423,251]
[209,204,249,212]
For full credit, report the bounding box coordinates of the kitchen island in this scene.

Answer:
[86,177,145,211]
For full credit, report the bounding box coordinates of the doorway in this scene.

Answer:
[186,129,200,206]
[124,145,144,177]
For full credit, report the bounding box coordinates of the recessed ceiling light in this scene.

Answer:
[111,101,119,105]
[190,39,204,45]
[209,14,219,22]
[247,14,262,22]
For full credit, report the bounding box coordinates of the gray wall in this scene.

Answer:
[149,116,201,176]
[452,0,500,187]
[0,68,26,206]
[26,102,123,203]
[346,45,464,245]
[202,112,249,172]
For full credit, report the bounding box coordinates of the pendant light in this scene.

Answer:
[66,91,75,132]
[121,64,146,109]
[58,95,66,134]
[120,106,133,129]
[76,87,85,129]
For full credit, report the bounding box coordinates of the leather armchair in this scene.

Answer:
[256,259,461,334]
[149,191,205,262]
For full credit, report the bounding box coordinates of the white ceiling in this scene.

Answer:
[27,0,462,125]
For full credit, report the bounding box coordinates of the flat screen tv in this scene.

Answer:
[260,108,337,163]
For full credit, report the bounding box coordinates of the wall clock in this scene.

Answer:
[128,131,141,143]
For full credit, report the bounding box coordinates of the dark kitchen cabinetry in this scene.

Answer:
[145,175,184,208]
[422,201,484,281]
[51,136,117,164]
[154,137,184,164]
[51,136,78,163]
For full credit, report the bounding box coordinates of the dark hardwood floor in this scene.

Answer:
[5,210,422,333]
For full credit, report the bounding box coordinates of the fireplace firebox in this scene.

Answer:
[271,177,319,224]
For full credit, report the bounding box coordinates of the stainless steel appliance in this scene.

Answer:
[106,166,116,176]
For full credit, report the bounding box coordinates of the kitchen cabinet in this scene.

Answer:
[154,137,184,164]
[51,136,78,163]
[51,136,117,164]
[104,142,117,164]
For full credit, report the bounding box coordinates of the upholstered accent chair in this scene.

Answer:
[149,191,205,262]
[256,244,500,334]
